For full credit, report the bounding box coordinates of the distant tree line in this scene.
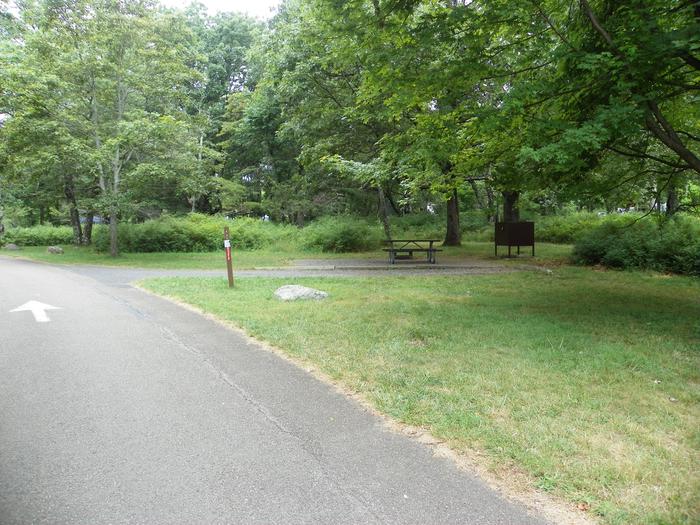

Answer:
[1,0,698,254]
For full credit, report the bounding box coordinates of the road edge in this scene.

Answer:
[133,282,597,525]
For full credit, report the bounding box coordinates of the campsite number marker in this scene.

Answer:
[224,227,234,288]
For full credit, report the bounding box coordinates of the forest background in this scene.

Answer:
[0,0,698,271]
[2,3,700,522]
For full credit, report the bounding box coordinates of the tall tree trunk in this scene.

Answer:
[469,180,486,209]
[63,174,82,245]
[0,184,4,235]
[82,212,95,245]
[386,189,403,216]
[377,185,392,240]
[666,178,679,216]
[109,208,118,257]
[502,190,520,222]
[486,185,497,222]
[67,205,82,246]
[444,188,461,246]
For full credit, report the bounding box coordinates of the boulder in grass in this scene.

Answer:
[3,243,19,250]
[274,285,328,301]
[47,246,64,254]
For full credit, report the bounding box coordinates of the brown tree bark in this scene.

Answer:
[377,185,392,240]
[444,189,461,246]
[666,179,680,216]
[468,180,486,209]
[486,185,497,222]
[109,209,118,257]
[63,174,83,245]
[502,190,520,222]
[644,103,700,175]
[386,189,403,216]
[82,211,95,245]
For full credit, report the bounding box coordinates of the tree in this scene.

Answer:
[220,0,394,226]
[181,7,261,211]
[496,0,699,192]
[3,0,200,255]
[309,0,700,227]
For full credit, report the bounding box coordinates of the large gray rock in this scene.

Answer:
[3,243,19,250]
[47,245,64,254]
[274,285,328,301]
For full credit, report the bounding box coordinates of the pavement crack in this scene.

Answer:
[104,287,385,524]
[216,369,299,436]
[152,323,384,522]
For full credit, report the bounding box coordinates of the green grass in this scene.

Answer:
[441,242,573,265]
[0,245,304,269]
[0,242,573,269]
[141,268,700,525]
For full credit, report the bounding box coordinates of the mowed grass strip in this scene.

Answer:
[0,245,297,269]
[142,268,699,525]
[0,241,573,269]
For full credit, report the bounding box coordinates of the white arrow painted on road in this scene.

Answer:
[10,301,62,323]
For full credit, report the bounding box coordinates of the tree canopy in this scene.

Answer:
[1,0,698,251]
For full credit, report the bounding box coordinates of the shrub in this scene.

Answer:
[392,214,444,240]
[93,214,299,253]
[302,216,382,252]
[535,212,606,243]
[1,225,75,246]
[464,227,494,242]
[463,212,612,244]
[392,211,491,240]
[460,210,492,231]
[573,214,700,275]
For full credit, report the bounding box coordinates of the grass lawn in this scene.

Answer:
[0,245,307,269]
[141,267,700,525]
[0,241,573,269]
[443,241,573,266]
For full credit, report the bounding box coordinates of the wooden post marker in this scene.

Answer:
[223,227,234,288]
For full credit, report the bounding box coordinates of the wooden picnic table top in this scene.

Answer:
[384,239,440,244]
[383,239,441,264]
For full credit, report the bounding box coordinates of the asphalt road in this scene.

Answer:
[0,257,548,524]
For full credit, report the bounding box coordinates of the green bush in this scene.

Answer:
[464,227,494,242]
[93,214,299,253]
[392,214,444,239]
[573,214,700,275]
[392,211,491,240]
[462,212,609,244]
[1,225,75,246]
[460,209,492,231]
[302,216,382,252]
[535,212,607,243]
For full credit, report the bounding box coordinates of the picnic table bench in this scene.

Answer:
[383,239,441,264]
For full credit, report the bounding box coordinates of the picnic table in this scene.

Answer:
[383,239,441,264]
